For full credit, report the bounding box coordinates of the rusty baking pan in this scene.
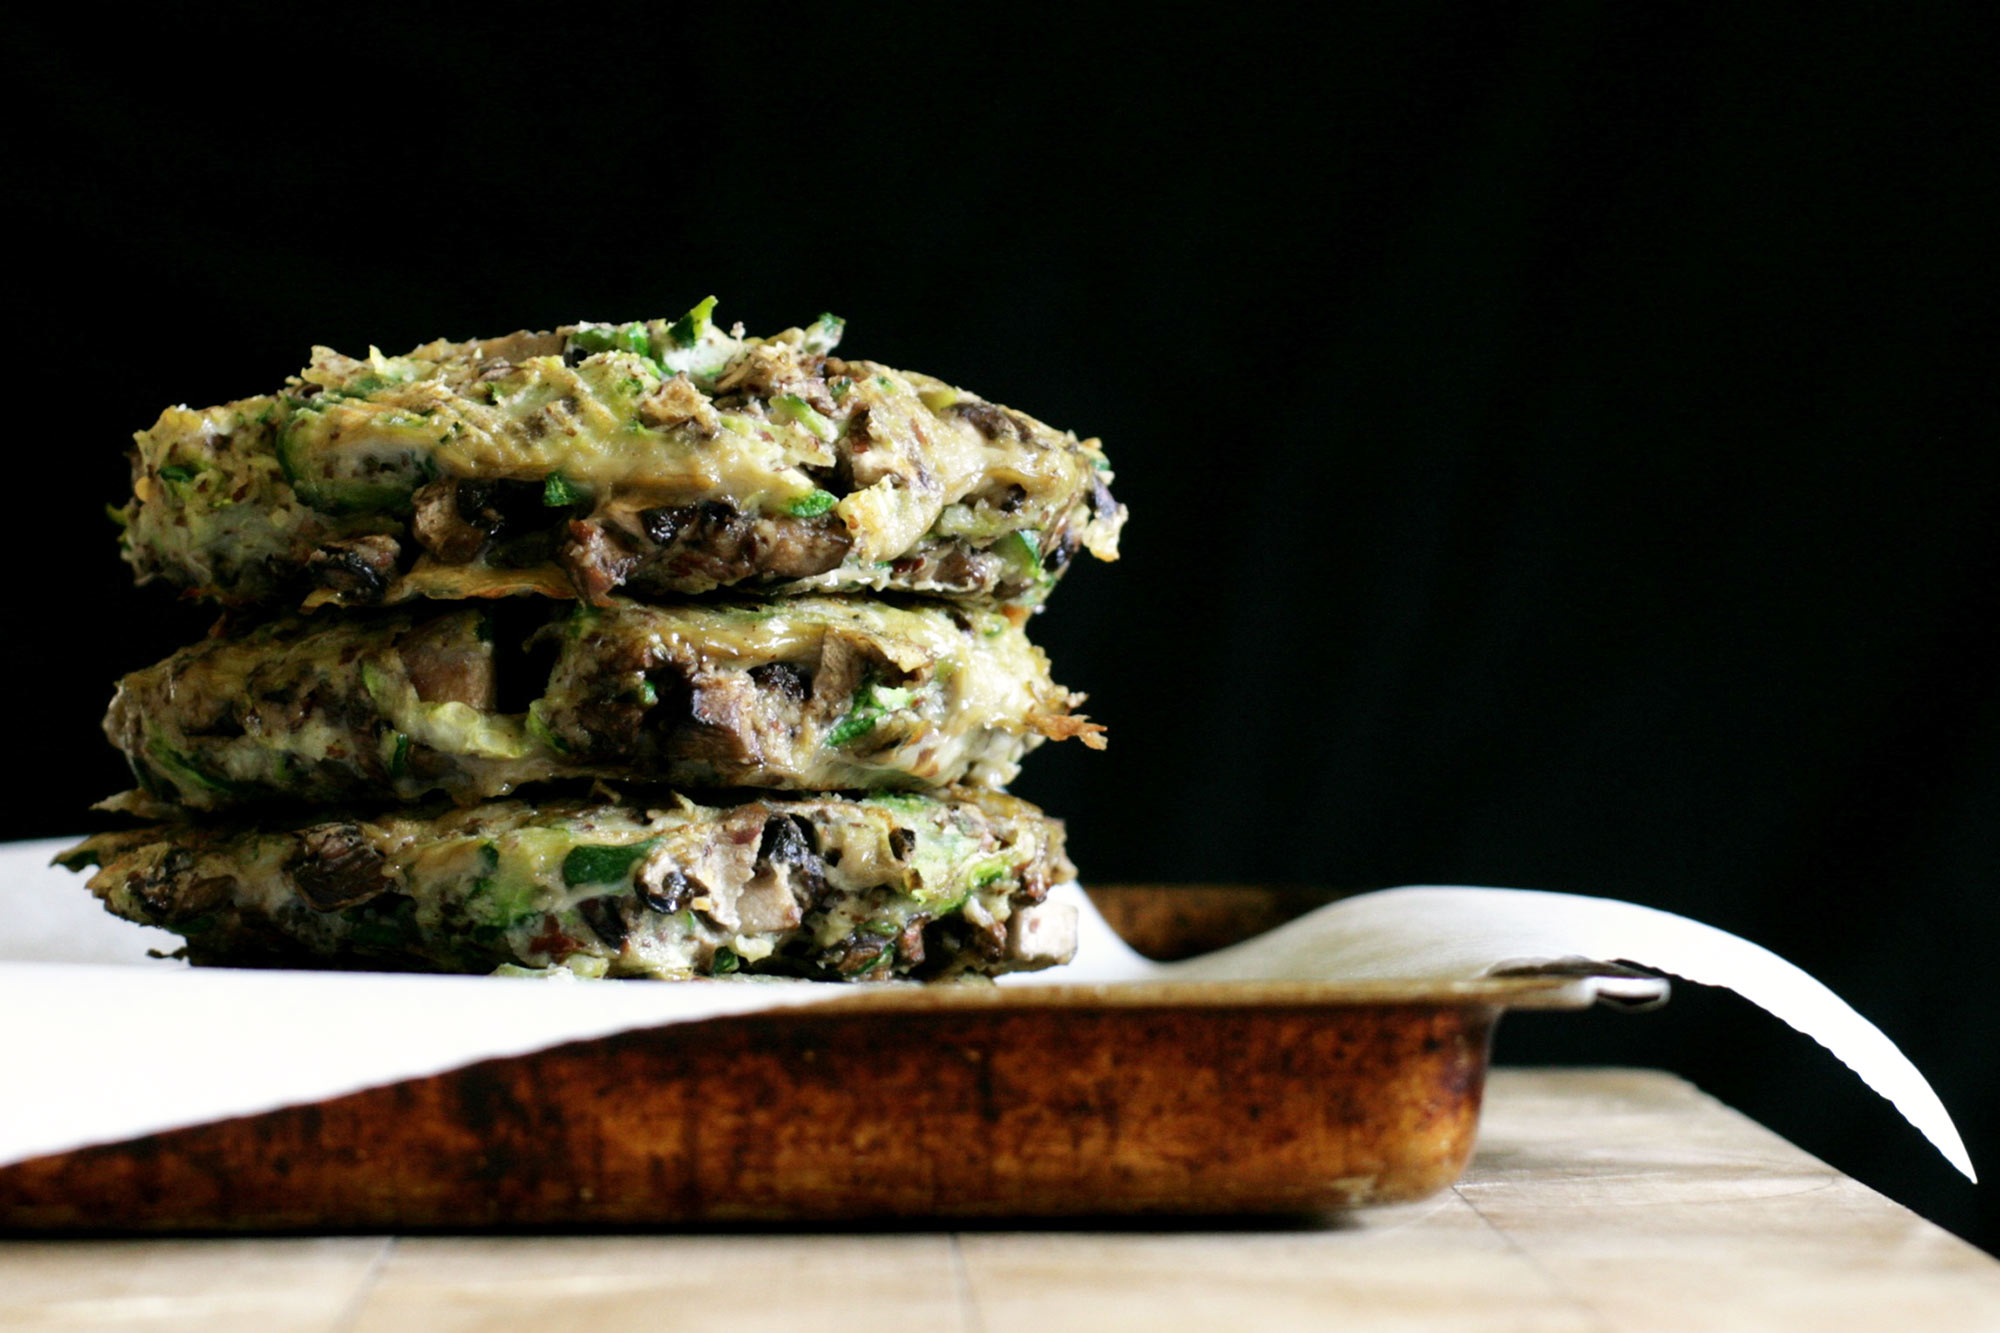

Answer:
[0,885,1655,1231]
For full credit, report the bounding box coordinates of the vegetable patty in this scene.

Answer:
[107,597,1102,811]
[59,790,1077,980]
[117,300,1125,611]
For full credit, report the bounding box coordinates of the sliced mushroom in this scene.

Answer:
[287,823,392,911]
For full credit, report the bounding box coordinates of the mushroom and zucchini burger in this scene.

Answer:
[66,300,1123,981]
[115,300,1123,612]
[62,791,1077,981]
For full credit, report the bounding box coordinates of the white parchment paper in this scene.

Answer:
[0,837,1972,1181]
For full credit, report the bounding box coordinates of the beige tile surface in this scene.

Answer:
[347,1235,965,1333]
[0,1236,388,1332]
[955,1204,1597,1333]
[3,1071,1994,1332]
[1456,1070,2000,1333]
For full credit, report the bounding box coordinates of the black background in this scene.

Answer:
[13,5,1996,1251]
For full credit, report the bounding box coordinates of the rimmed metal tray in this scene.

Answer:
[0,886,1652,1230]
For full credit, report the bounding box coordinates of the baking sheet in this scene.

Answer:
[0,836,1972,1180]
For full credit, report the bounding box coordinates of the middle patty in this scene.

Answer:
[109,597,1101,812]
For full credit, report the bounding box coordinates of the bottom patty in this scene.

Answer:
[58,790,1077,981]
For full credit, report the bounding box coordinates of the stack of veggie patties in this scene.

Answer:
[61,300,1125,981]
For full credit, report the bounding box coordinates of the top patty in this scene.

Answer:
[117,300,1125,611]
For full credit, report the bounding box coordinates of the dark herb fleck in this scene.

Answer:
[543,472,586,508]
[786,489,838,518]
[562,838,661,887]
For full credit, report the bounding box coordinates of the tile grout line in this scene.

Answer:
[326,1235,398,1333]
[948,1231,990,1333]
[1451,1184,1617,1333]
